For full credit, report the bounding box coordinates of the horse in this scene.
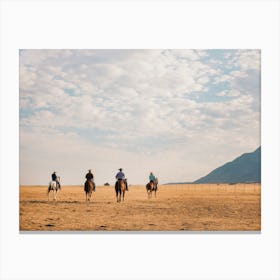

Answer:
[48,177,60,202]
[84,179,94,204]
[115,179,126,202]
[146,178,158,198]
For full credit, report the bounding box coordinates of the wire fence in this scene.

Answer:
[161,183,261,195]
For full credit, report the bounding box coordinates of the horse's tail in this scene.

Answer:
[121,180,126,192]
[84,180,93,193]
[116,180,125,193]
[89,181,94,191]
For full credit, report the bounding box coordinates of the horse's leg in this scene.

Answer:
[56,189,58,200]
[122,190,125,202]
[87,194,89,204]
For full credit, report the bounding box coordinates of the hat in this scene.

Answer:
[119,168,122,171]
[88,169,91,172]
[53,171,56,173]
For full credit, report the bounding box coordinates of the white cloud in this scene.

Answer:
[217,89,240,97]
[19,49,261,184]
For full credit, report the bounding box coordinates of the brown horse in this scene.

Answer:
[146,178,158,198]
[115,179,126,202]
[84,179,94,204]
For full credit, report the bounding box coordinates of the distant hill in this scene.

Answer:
[193,147,261,184]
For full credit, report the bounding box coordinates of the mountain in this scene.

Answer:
[193,147,261,184]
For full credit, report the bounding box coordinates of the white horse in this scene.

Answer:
[48,177,60,202]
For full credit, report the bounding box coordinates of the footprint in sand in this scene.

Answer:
[45,224,54,227]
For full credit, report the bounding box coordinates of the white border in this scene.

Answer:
[1,1,280,279]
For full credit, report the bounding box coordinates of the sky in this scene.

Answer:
[19,49,261,185]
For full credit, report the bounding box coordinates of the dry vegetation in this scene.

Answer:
[19,184,261,231]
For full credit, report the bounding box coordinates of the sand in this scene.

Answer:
[19,184,261,231]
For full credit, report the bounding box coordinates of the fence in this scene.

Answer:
[163,183,261,194]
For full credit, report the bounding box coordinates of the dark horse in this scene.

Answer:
[146,178,158,198]
[84,179,94,204]
[115,179,126,202]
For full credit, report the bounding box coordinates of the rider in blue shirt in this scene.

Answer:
[115,168,128,191]
[149,172,158,190]
[149,172,156,183]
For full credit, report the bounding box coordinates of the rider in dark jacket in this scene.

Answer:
[51,171,61,189]
[85,169,96,191]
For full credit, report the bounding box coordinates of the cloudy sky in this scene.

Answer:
[19,49,260,185]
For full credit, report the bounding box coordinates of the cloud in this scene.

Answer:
[217,89,240,97]
[19,49,261,184]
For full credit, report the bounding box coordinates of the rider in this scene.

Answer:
[85,169,96,192]
[149,172,156,183]
[115,168,128,191]
[51,171,61,189]
[149,171,157,190]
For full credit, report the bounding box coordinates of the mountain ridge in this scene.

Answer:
[193,147,261,184]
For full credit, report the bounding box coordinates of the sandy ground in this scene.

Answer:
[19,184,261,231]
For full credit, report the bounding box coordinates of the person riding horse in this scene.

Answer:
[51,171,61,189]
[149,172,157,188]
[115,168,128,191]
[85,169,96,192]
